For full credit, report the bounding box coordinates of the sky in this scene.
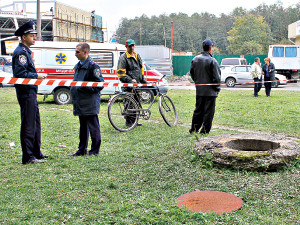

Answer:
[1,0,300,40]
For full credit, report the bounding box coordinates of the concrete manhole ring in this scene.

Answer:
[194,133,300,171]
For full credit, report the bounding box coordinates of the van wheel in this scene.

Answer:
[225,78,236,87]
[137,89,154,104]
[54,88,72,105]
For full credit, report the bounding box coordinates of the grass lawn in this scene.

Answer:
[0,87,299,224]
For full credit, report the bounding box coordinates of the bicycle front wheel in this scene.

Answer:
[108,94,140,132]
[159,94,177,126]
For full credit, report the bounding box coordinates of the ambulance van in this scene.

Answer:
[31,41,168,104]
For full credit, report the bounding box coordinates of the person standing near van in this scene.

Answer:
[189,40,221,135]
[117,39,147,84]
[251,57,262,97]
[12,21,48,164]
[71,43,104,156]
[117,39,147,126]
[262,58,275,97]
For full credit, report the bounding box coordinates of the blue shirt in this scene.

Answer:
[265,65,270,77]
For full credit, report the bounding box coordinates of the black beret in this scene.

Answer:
[15,21,37,36]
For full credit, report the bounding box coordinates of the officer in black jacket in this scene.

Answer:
[12,21,48,164]
[71,43,104,156]
[189,40,221,135]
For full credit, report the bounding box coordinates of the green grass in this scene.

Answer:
[0,87,299,224]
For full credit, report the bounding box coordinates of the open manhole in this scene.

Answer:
[194,134,299,171]
[224,139,280,151]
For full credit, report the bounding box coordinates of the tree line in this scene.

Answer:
[115,1,300,55]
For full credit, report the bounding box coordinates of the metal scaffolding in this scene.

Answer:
[0,0,104,43]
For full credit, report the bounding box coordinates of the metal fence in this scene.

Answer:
[143,59,173,76]
[173,54,267,76]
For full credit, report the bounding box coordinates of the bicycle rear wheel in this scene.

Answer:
[159,94,177,126]
[108,94,140,132]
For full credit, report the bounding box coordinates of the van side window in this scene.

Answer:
[90,51,113,68]
[285,47,297,57]
[272,47,284,57]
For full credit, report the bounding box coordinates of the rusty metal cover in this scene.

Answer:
[177,189,243,215]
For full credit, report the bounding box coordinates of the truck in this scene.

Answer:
[268,45,300,80]
[27,41,168,104]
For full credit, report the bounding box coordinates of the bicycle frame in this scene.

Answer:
[120,74,167,118]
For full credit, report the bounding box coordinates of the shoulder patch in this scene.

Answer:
[94,68,101,77]
[19,55,27,65]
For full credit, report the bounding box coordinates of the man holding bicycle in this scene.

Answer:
[117,39,147,126]
[117,39,147,84]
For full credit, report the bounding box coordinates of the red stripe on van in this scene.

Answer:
[46,80,55,86]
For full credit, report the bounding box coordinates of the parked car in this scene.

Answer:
[221,65,287,88]
[0,56,12,65]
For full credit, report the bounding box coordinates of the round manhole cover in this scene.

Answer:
[177,189,243,215]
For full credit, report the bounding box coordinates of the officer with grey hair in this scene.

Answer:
[71,43,104,156]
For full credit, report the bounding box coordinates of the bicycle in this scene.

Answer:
[107,76,177,132]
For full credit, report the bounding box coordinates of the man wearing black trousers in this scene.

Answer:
[12,21,48,164]
[189,40,221,135]
[71,43,104,156]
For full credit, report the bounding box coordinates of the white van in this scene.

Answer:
[31,41,168,104]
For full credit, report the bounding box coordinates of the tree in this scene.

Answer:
[227,14,272,54]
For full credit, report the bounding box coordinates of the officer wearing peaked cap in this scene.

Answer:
[12,21,48,164]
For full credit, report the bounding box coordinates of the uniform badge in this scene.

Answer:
[19,55,27,65]
[94,68,101,77]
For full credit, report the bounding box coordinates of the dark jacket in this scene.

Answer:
[12,43,38,96]
[70,56,104,116]
[117,52,147,83]
[262,62,275,80]
[190,51,221,96]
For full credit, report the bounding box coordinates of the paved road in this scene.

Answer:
[169,82,300,91]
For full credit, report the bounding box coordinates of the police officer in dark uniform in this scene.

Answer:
[12,21,48,164]
[189,40,221,135]
[71,43,104,156]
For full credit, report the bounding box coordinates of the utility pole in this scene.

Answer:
[163,24,166,47]
[36,0,41,41]
[171,21,173,53]
[140,23,142,45]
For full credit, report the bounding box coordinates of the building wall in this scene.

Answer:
[288,21,300,45]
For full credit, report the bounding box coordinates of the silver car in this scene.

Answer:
[221,65,287,88]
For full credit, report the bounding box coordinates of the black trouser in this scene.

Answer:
[254,77,262,96]
[17,93,43,164]
[76,115,101,155]
[264,76,272,96]
[191,96,216,134]
[122,87,140,126]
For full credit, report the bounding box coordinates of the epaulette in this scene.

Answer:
[22,47,27,52]
[89,61,95,65]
